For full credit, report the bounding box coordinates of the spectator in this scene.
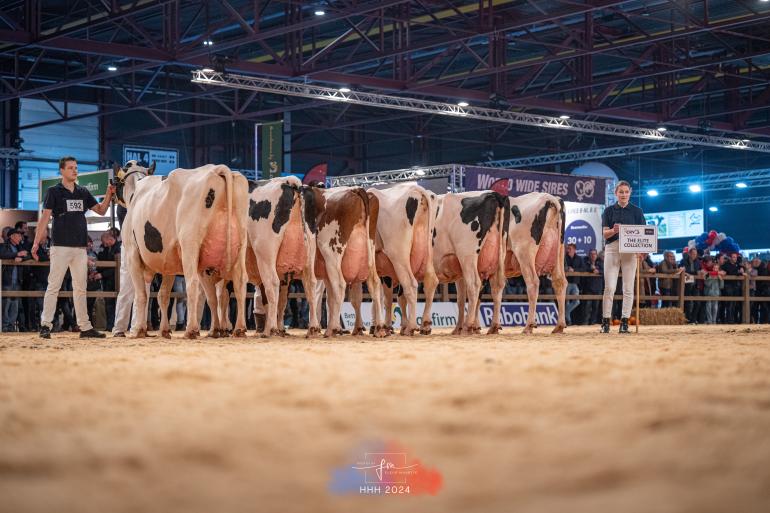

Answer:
[581,248,603,325]
[25,236,51,331]
[563,243,585,325]
[748,257,760,323]
[86,237,101,324]
[720,252,743,323]
[656,251,683,308]
[702,256,724,324]
[0,230,31,331]
[97,231,120,331]
[681,248,702,323]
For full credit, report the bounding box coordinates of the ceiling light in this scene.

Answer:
[338,87,350,93]
[457,101,469,107]
[647,189,659,197]
[203,40,214,46]
[559,115,570,120]
[736,182,748,189]
[709,206,718,212]
[107,65,117,71]
[656,126,667,132]
[415,169,426,176]
[314,9,325,16]
[688,184,701,193]
[741,139,750,143]
[201,67,214,73]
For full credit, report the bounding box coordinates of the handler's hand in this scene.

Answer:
[31,242,39,261]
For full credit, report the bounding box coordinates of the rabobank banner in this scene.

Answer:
[464,166,607,204]
[341,301,558,330]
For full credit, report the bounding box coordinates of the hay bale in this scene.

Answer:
[639,307,687,325]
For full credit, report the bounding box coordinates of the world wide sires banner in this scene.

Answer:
[464,166,607,205]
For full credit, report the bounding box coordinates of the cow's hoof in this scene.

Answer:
[401,327,416,336]
[305,326,322,338]
[270,328,286,337]
[131,328,148,339]
[351,327,365,336]
[232,328,247,338]
[451,327,462,335]
[486,324,502,335]
[420,321,433,335]
[372,325,389,338]
[551,324,566,334]
[207,329,220,339]
[161,330,172,339]
[368,325,375,335]
[522,324,536,335]
[183,330,199,340]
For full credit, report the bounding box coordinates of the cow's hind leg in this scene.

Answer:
[158,274,175,339]
[459,257,482,335]
[350,282,365,336]
[486,267,506,335]
[420,268,439,335]
[520,262,540,335]
[200,275,223,338]
[452,280,466,335]
[550,262,568,334]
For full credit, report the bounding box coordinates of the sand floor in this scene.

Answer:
[2,325,770,513]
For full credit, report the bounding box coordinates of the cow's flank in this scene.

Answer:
[205,188,215,208]
[249,199,271,221]
[530,202,551,245]
[272,183,295,234]
[511,205,522,224]
[460,193,499,244]
[405,197,418,225]
[318,189,366,247]
[144,221,163,253]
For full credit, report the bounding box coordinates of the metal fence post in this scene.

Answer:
[743,273,751,324]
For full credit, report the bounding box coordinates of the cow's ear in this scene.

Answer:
[116,168,126,181]
[113,163,121,175]
[148,161,156,175]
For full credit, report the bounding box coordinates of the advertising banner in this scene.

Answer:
[644,209,703,239]
[40,169,111,204]
[261,120,283,178]
[122,145,178,175]
[464,166,607,204]
[563,201,603,256]
[620,224,658,253]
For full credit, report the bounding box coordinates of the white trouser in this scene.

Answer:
[41,246,92,331]
[112,251,150,334]
[602,240,638,319]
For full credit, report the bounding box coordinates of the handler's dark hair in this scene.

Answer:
[58,156,77,170]
[614,180,631,192]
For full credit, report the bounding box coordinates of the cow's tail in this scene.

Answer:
[492,192,510,269]
[215,165,234,274]
[351,187,371,230]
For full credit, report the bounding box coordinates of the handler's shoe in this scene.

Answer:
[600,318,610,334]
[80,328,106,339]
[39,325,51,339]
[619,318,630,334]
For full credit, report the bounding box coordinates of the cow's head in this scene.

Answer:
[112,160,156,207]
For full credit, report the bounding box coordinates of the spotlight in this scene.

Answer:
[709,206,718,212]
[736,182,748,189]
[314,9,325,16]
[741,139,750,143]
[203,40,214,46]
[107,65,118,71]
[559,115,570,120]
[488,93,510,111]
[656,126,667,132]
[457,101,469,107]
[647,189,659,197]
[338,87,351,93]
[688,184,701,193]
[211,54,232,73]
[201,67,214,73]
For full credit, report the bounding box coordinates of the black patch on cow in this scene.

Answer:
[144,221,163,253]
[470,220,479,231]
[272,183,295,234]
[558,198,566,243]
[501,196,511,235]
[382,276,393,288]
[460,193,498,244]
[249,199,271,221]
[405,197,418,226]
[511,205,522,224]
[129,193,134,204]
[161,175,168,181]
[300,186,318,234]
[205,188,215,208]
[248,180,258,193]
[530,203,551,245]
[432,227,437,247]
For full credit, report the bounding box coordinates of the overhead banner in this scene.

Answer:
[261,120,283,179]
[644,209,704,239]
[464,166,607,204]
[122,145,178,175]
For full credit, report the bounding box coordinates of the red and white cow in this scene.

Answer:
[114,161,250,339]
[310,185,387,337]
[354,183,438,335]
[423,191,510,335]
[503,192,567,334]
[240,177,320,337]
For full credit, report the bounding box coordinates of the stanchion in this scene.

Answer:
[635,255,641,334]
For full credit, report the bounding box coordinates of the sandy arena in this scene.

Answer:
[2,325,770,513]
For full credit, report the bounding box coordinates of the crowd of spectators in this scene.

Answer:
[1,223,769,330]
